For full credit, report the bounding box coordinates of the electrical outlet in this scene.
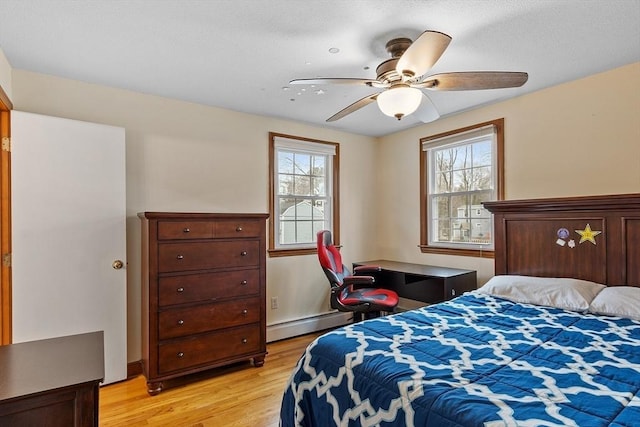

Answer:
[271,296,279,310]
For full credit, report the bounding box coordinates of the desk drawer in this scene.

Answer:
[158,240,259,272]
[158,269,260,306]
[158,325,261,374]
[158,297,261,339]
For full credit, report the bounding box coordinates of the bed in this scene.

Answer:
[279,193,640,426]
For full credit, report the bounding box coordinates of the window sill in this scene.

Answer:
[419,245,494,259]
[268,247,317,258]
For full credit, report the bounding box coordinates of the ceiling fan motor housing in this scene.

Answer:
[376,37,414,83]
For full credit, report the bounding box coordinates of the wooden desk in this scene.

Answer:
[353,260,477,307]
[0,331,104,427]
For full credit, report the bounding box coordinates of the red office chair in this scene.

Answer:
[317,230,398,321]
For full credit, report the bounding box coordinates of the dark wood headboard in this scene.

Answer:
[484,193,640,287]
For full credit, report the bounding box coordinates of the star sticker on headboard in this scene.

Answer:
[575,223,602,245]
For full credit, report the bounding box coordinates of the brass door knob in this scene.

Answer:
[112,260,124,269]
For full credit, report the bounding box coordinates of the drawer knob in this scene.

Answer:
[236,226,243,232]
[242,338,248,344]
[176,255,184,260]
[177,319,184,325]
[242,309,248,315]
[240,251,247,256]
[177,352,184,358]
[177,287,185,293]
[240,280,248,285]
[183,228,190,233]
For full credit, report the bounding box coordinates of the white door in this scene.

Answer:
[11,111,127,384]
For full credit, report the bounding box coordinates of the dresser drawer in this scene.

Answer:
[214,219,263,238]
[158,297,261,339]
[158,240,260,272]
[158,221,214,240]
[158,269,259,306]
[158,325,261,374]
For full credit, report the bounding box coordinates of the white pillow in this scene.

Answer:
[478,275,605,312]
[588,286,640,320]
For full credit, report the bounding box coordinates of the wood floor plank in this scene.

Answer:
[99,331,324,426]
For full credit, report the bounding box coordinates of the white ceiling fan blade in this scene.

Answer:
[413,93,440,123]
[289,78,387,88]
[326,93,379,122]
[396,31,452,78]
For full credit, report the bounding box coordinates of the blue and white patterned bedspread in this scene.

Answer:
[279,292,640,426]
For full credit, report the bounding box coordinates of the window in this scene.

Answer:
[419,119,504,257]
[268,132,339,256]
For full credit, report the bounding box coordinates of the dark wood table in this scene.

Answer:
[353,260,477,307]
[0,331,104,426]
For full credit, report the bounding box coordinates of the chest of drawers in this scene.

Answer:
[139,212,269,395]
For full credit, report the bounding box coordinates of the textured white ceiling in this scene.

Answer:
[0,0,639,136]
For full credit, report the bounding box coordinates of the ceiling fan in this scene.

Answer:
[289,31,528,123]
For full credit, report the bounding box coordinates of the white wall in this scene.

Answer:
[11,70,379,362]
[376,62,640,286]
[0,48,12,100]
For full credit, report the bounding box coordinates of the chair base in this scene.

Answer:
[351,309,395,323]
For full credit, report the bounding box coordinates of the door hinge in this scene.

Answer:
[1,137,10,152]
[2,253,11,267]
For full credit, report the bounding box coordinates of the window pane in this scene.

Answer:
[453,218,472,242]
[452,169,472,192]
[279,220,296,245]
[434,219,451,242]
[472,141,492,167]
[312,199,328,223]
[311,176,325,196]
[278,197,297,218]
[432,195,450,219]
[450,194,471,242]
[470,191,493,219]
[294,221,315,243]
[293,153,311,175]
[278,151,293,174]
[434,149,453,174]
[451,195,470,218]
[312,155,326,176]
[293,175,310,196]
[472,166,492,190]
[452,145,472,170]
[278,195,297,246]
[278,174,293,195]
[296,199,322,243]
[435,170,452,193]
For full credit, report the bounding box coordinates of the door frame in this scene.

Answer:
[0,84,12,345]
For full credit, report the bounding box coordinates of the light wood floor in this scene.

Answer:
[100,331,324,427]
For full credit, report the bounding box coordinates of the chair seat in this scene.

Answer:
[339,287,399,310]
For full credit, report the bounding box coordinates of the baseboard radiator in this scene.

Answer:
[266,311,351,343]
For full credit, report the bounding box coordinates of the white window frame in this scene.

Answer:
[420,119,503,255]
[269,133,339,256]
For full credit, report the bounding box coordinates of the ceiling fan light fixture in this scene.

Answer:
[377,86,422,120]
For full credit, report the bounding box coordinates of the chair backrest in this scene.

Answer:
[317,230,350,286]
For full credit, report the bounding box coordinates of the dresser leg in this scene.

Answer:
[253,356,265,367]
[147,381,164,395]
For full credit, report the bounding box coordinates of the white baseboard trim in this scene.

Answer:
[267,311,352,343]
